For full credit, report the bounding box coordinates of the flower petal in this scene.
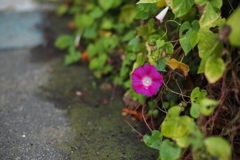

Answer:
[156,6,169,23]
[131,64,164,97]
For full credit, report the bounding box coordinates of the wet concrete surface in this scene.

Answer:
[0,11,158,159]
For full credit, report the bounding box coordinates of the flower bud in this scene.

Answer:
[156,6,169,23]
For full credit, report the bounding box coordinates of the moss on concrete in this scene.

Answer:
[40,58,158,159]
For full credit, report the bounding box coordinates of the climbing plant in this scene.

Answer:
[55,0,240,159]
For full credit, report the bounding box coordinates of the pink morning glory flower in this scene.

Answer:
[156,6,169,23]
[131,65,163,97]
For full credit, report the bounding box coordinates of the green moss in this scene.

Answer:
[40,58,158,159]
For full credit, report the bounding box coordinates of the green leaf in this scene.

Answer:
[166,0,194,17]
[89,54,107,69]
[190,87,207,118]
[102,36,118,51]
[55,35,73,49]
[195,0,222,12]
[132,52,145,71]
[143,130,162,150]
[161,116,192,138]
[226,7,240,46]
[190,87,207,104]
[156,39,165,49]
[83,26,97,38]
[156,59,167,72]
[190,103,201,118]
[102,64,113,74]
[198,18,225,58]
[122,30,136,42]
[198,2,221,27]
[137,25,149,40]
[127,38,140,52]
[135,3,159,20]
[160,139,181,160]
[87,44,97,58]
[56,4,68,16]
[195,0,222,27]
[74,14,94,29]
[167,106,182,117]
[204,136,231,160]
[205,57,225,83]
[120,66,130,77]
[200,98,219,116]
[179,20,200,55]
[119,4,137,25]
[64,46,81,65]
[174,135,190,148]
[147,109,159,118]
[164,43,174,54]
[162,101,170,109]
[89,7,104,19]
[98,0,121,10]
[100,17,114,30]
[136,0,160,4]
[198,41,223,73]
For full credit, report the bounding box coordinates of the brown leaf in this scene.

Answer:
[166,58,190,77]
[81,50,90,61]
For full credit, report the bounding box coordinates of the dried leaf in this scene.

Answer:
[166,59,190,77]
[81,50,90,61]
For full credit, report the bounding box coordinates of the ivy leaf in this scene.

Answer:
[135,3,159,20]
[98,0,121,10]
[167,106,182,117]
[204,136,231,160]
[156,59,167,72]
[198,18,225,58]
[127,38,140,52]
[89,54,107,69]
[64,45,81,65]
[83,26,97,38]
[136,0,160,4]
[161,116,193,138]
[87,44,97,58]
[226,7,240,46]
[190,87,207,118]
[198,41,223,75]
[132,52,144,71]
[74,14,94,29]
[100,17,114,30]
[166,0,194,18]
[179,20,200,55]
[156,39,165,48]
[160,139,181,160]
[55,35,73,49]
[89,6,104,19]
[173,135,190,148]
[119,4,137,26]
[56,4,68,16]
[200,98,219,116]
[195,0,222,13]
[122,30,136,42]
[164,43,174,54]
[205,56,225,83]
[198,2,220,27]
[137,25,149,40]
[147,18,156,34]
[143,130,162,150]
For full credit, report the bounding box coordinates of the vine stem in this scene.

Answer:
[142,105,152,132]
[172,75,191,103]
[160,20,181,40]
[163,82,190,98]
[122,119,143,137]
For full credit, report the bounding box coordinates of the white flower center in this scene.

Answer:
[142,77,152,86]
